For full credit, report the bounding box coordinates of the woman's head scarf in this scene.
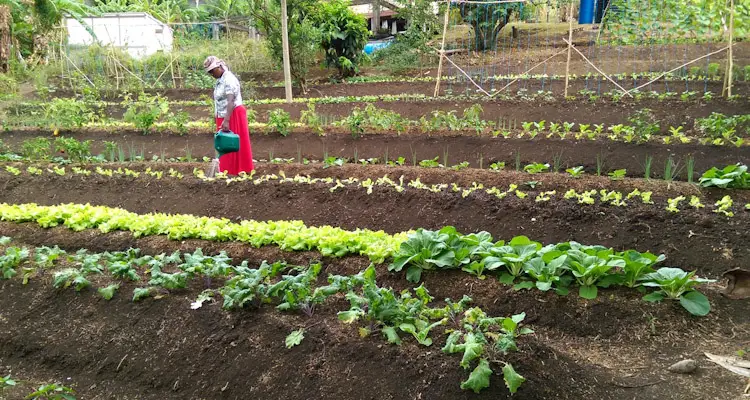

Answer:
[204,56,229,73]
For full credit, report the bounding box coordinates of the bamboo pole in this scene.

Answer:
[725,0,735,98]
[564,0,574,98]
[170,51,177,88]
[280,0,293,103]
[61,51,95,86]
[433,2,451,97]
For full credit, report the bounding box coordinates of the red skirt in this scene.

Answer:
[215,105,254,175]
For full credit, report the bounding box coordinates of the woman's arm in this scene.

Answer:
[221,93,235,132]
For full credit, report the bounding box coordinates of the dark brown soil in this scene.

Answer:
[0,164,748,278]
[0,230,748,399]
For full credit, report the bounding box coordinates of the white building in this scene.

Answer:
[65,12,173,59]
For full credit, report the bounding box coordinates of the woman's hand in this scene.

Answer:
[221,119,231,132]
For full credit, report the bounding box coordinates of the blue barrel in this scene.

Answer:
[579,0,595,24]
[364,40,393,55]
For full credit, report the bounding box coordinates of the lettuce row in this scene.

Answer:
[0,203,406,264]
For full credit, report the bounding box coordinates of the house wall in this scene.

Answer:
[65,13,173,59]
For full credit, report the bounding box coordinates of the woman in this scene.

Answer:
[204,56,254,174]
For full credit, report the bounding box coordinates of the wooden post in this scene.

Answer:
[725,0,734,98]
[433,2,451,97]
[280,0,293,103]
[0,5,10,73]
[564,0,574,97]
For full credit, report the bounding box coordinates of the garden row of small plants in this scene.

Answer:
[5,92,750,145]
[48,66,750,94]
[0,214,717,394]
[0,204,715,317]
[0,235,529,394]
[2,161,750,216]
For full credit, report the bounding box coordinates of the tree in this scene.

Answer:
[248,0,320,92]
[459,2,521,51]
[312,0,368,78]
[0,0,96,64]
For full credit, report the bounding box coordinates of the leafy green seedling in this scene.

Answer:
[1,246,29,279]
[566,249,625,299]
[286,329,306,348]
[640,268,716,316]
[25,383,76,400]
[0,375,17,389]
[98,284,120,300]
[566,166,584,178]
[608,169,627,180]
[523,163,549,174]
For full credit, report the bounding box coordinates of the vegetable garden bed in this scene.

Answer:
[3,125,750,181]
[47,77,750,101]
[0,220,747,399]
[3,57,750,399]
[0,163,748,277]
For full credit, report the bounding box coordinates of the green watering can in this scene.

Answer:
[214,130,240,156]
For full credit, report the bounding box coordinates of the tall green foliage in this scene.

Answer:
[313,0,368,78]
[603,0,749,43]
[248,0,320,92]
[371,0,440,71]
[1,0,96,60]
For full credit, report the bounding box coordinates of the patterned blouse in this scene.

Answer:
[213,70,243,118]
